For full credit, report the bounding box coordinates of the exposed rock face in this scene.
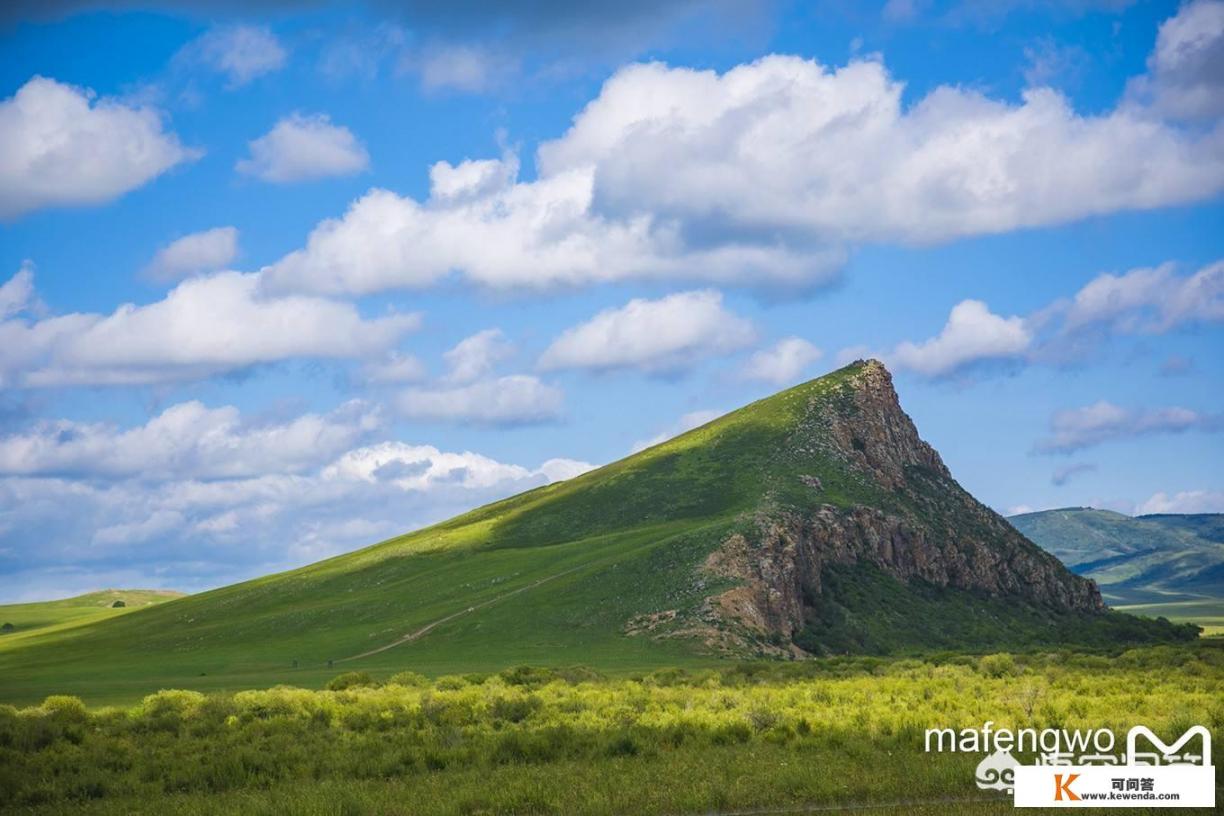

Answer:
[700,360,1104,645]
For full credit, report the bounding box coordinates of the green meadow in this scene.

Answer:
[2,646,1221,815]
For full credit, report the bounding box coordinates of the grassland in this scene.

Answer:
[1115,599,1224,637]
[0,590,184,640]
[1,645,1220,815]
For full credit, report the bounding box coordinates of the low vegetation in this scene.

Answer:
[2,645,1220,815]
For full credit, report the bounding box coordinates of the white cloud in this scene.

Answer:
[741,337,823,384]
[0,400,381,479]
[536,55,1224,247]
[361,351,426,384]
[146,226,238,281]
[1061,260,1224,333]
[1136,489,1224,515]
[1036,401,1224,453]
[0,427,593,598]
[415,45,504,93]
[260,160,824,294]
[539,290,756,374]
[0,76,197,219]
[237,113,369,183]
[536,457,597,482]
[263,30,1224,297]
[889,299,1031,377]
[848,258,1223,381]
[180,25,287,88]
[630,409,722,453]
[444,328,514,383]
[0,269,418,387]
[0,261,35,319]
[1127,0,1224,121]
[396,375,563,425]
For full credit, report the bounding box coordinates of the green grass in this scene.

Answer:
[1115,598,1224,637]
[0,590,184,641]
[1,646,1220,815]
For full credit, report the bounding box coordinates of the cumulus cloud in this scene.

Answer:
[0,268,418,387]
[539,290,756,374]
[361,351,427,384]
[0,76,197,219]
[0,400,380,479]
[842,257,1222,381]
[1036,401,1224,453]
[443,328,514,383]
[536,55,1224,246]
[260,159,824,293]
[741,337,823,384]
[178,25,287,88]
[1059,260,1224,334]
[1137,489,1224,515]
[630,409,722,453]
[396,375,563,425]
[146,226,238,281]
[888,300,1031,377]
[0,414,593,598]
[1127,0,1224,121]
[262,29,1224,296]
[237,113,370,183]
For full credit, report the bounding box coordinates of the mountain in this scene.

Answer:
[0,361,1191,705]
[1009,508,1224,605]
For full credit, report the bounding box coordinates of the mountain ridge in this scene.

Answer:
[1009,507,1224,605]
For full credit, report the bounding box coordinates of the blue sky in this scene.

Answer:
[0,0,1221,602]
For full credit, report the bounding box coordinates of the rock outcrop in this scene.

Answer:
[697,360,1104,647]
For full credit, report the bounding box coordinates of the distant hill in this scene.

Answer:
[0,362,1192,706]
[0,589,185,638]
[1009,508,1224,605]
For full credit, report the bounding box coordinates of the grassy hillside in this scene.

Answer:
[0,363,1190,707]
[0,365,867,705]
[1010,508,1224,605]
[0,590,184,640]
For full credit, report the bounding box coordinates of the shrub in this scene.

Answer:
[326,672,376,692]
[111,600,126,608]
[387,671,429,688]
[978,653,1018,678]
[1,622,14,632]
[138,690,206,733]
[41,695,88,724]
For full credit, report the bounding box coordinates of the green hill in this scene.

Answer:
[0,361,1191,706]
[0,589,185,639]
[1009,508,1224,605]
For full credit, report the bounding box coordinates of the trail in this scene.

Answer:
[337,563,588,663]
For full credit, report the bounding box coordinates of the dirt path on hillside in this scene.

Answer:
[337,563,589,663]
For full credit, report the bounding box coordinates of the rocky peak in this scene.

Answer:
[808,359,951,491]
[662,359,1108,655]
